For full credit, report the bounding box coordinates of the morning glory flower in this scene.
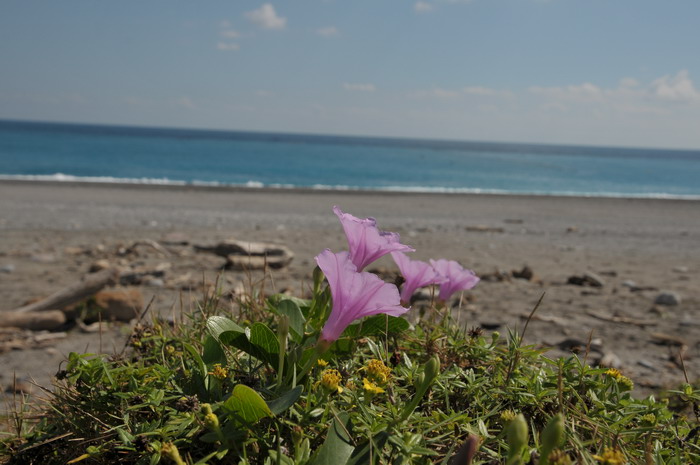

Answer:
[315,249,409,346]
[429,258,480,302]
[333,206,414,271]
[391,251,443,305]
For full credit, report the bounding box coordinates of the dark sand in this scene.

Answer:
[1,180,699,404]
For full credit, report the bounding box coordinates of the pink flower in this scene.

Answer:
[391,252,443,305]
[333,206,414,271]
[316,249,409,344]
[430,259,480,302]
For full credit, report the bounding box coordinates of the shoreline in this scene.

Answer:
[2,178,700,201]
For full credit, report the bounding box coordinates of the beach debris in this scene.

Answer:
[554,337,603,353]
[511,266,536,281]
[196,240,294,270]
[11,267,119,314]
[673,266,689,273]
[598,352,623,369]
[0,310,66,331]
[654,291,681,306]
[565,226,578,233]
[649,332,687,348]
[478,269,511,282]
[503,219,524,224]
[119,239,172,257]
[638,359,656,370]
[0,329,68,354]
[5,377,34,395]
[566,272,604,287]
[585,310,657,327]
[92,288,144,322]
[0,264,15,273]
[464,225,504,233]
[89,259,112,273]
[119,263,170,286]
[30,253,56,264]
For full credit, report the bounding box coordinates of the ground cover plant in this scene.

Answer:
[2,207,699,464]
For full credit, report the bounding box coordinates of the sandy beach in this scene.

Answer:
[0,180,699,401]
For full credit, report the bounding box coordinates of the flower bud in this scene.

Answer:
[506,414,528,465]
[539,414,565,465]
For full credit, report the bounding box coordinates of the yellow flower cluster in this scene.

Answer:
[320,369,343,393]
[364,359,392,384]
[208,363,229,380]
[592,447,626,464]
[362,378,385,394]
[604,368,634,391]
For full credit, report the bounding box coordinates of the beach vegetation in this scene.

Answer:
[1,208,698,464]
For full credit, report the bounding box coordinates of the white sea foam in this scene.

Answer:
[1,173,699,200]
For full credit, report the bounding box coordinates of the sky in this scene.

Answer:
[1,0,700,150]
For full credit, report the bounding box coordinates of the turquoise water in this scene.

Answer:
[1,119,699,198]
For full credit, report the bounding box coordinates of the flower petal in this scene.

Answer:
[430,258,480,302]
[333,206,414,270]
[316,249,408,342]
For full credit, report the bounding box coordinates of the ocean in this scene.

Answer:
[1,119,699,199]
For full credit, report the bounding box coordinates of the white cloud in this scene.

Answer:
[245,4,286,30]
[217,42,240,51]
[316,26,339,37]
[414,2,434,12]
[343,83,376,92]
[528,82,604,102]
[651,70,700,102]
[221,29,240,39]
[414,85,512,99]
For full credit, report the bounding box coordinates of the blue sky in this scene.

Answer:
[1,0,699,149]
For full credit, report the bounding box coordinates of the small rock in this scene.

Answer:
[599,352,623,369]
[480,322,502,330]
[512,266,535,281]
[655,291,681,306]
[89,259,111,273]
[143,277,165,287]
[94,288,144,321]
[567,272,604,287]
[638,359,656,369]
[6,378,33,394]
[621,280,637,289]
[465,225,504,233]
[30,253,56,263]
[566,226,578,233]
[0,264,15,273]
[673,266,689,273]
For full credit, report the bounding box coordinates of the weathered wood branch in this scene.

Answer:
[11,268,119,314]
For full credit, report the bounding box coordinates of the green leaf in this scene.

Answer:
[206,316,245,341]
[267,386,303,415]
[249,323,280,363]
[344,315,410,338]
[310,412,354,465]
[346,431,389,465]
[224,384,273,424]
[278,299,306,340]
[202,334,226,367]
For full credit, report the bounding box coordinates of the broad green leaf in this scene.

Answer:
[344,315,410,338]
[224,384,273,424]
[206,316,244,341]
[310,412,354,465]
[278,299,306,340]
[202,334,226,366]
[267,386,303,415]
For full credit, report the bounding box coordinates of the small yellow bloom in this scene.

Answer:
[208,363,229,380]
[320,369,343,393]
[362,378,385,395]
[592,447,626,464]
[364,359,391,385]
[317,359,329,367]
[500,409,517,422]
[604,368,634,390]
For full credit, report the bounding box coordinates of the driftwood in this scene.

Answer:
[196,240,294,270]
[11,268,119,314]
[585,310,658,327]
[0,310,66,331]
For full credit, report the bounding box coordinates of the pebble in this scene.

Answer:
[638,359,656,369]
[143,277,165,288]
[673,266,689,273]
[0,264,15,273]
[599,352,622,369]
[655,291,681,306]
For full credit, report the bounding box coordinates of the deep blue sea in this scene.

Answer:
[1,119,699,198]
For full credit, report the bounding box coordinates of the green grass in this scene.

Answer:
[1,283,699,464]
